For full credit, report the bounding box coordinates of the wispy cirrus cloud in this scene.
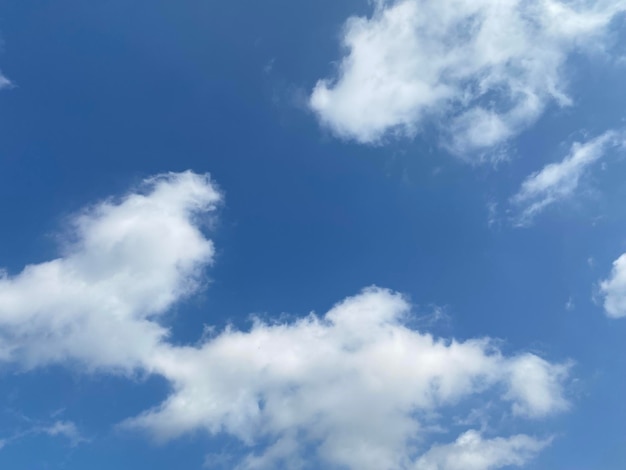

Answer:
[0,420,87,451]
[510,130,625,226]
[310,0,626,157]
[0,172,571,469]
[38,421,89,447]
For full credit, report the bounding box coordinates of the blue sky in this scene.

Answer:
[0,1,625,469]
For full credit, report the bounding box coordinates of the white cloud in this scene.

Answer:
[414,430,549,470]
[310,0,626,156]
[127,288,569,469]
[0,172,570,469]
[0,171,221,371]
[504,354,570,418]
[510,130,625,226]
[599,253,626,319]
[0,73,10,90]
[37,421,88,447]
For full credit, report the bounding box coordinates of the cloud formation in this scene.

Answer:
[0,171,221,371]
[510,130,625,226]
[0,172,570,469]
[310,0,626,156]
[129,287,569,469]
[36,421,88,447]
[414,431,549,470]
[0,420,87,451]
[599,253,626,319]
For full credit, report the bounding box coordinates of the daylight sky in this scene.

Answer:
[0,1,625,469]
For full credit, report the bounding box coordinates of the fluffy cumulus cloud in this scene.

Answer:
[0,171,221,371]
[0,172,571,469]
[510,129,626,226]
[599,253,626,319]
[129,288,569,469]
[414,430,549,470]
[310,0,626,155]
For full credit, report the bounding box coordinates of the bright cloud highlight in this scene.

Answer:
[0,171,221,371]
[0,172,571,469]
[130,287,570,469]
[310,0,626,156]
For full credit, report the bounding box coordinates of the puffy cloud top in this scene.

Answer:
[310,0,626,156]
[0,171,221,370]
[0,172,570,469]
